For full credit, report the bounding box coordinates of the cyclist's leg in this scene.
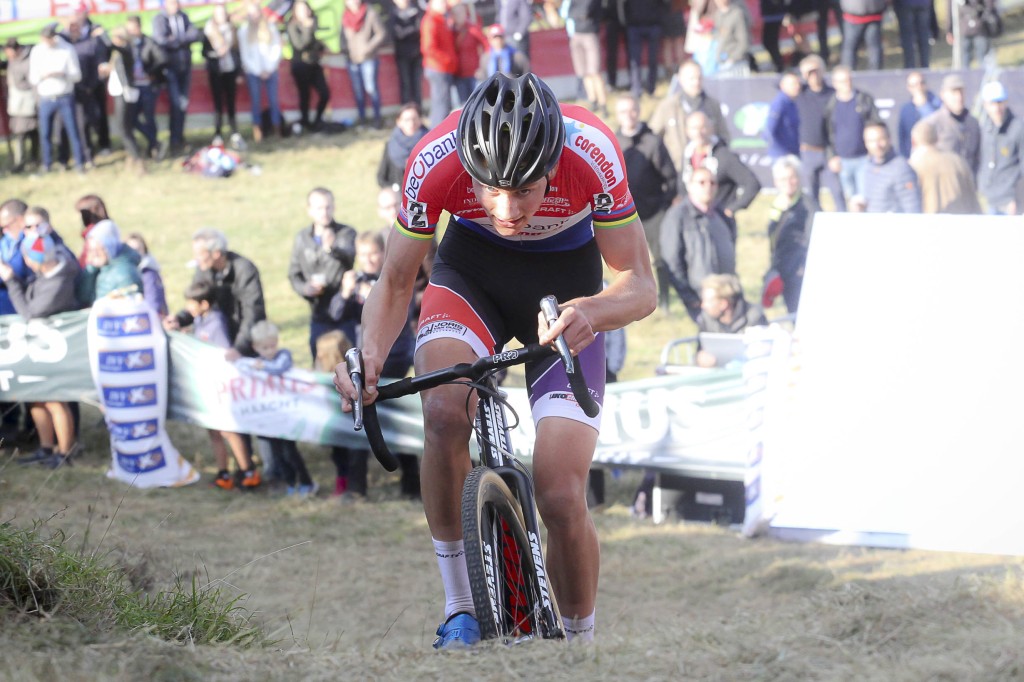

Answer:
[415,274,504,634]
[526,339,606,638]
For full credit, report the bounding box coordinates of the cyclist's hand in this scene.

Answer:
[332,351,382,412]
[538,303,595,356]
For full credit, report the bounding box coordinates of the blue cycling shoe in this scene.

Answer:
[432,612,481,650]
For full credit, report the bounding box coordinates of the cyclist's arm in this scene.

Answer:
[540,221,657,353]
[356,232,431,395]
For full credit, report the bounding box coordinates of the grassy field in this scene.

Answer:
[4,21,1024,678]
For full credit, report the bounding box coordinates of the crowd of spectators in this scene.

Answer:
[1,1,1021,499]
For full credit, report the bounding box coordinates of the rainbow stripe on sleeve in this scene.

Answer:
[592,201,639,229]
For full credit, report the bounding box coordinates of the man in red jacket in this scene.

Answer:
[421,0,458,124]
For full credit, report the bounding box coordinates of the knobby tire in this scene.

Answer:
[462,467,555,643]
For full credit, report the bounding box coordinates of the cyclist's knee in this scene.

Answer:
[535,480,588,529]
[421,392,472,442]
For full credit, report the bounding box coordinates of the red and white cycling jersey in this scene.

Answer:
[395,103,639,252]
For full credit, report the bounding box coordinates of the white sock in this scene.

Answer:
[562,611,595,642]
[433,538,475,620]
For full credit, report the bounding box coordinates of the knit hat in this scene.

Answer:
[21,233,57,265]
[88,219,122,259]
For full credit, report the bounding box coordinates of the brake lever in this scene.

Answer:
[540,295,575,374]
[344,347,365,430]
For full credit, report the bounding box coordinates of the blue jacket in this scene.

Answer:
[0,232,29,316]
[897,91,941,158]
[861,151,922,213]
[764,91,801,159]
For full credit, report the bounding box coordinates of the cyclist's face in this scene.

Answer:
[472,177,547,236]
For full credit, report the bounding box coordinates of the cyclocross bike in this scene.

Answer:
[344,296,599,644]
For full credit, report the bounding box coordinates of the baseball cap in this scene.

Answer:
[941,74,966,92]
[982,81,1008,103]
[487,24,504,38]
[21,233,57,265]
[41,22,60,38]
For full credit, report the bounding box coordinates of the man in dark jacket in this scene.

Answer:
[166,228,266,358]
[287,187,358,361]
[925,74,981,176]
[796,55,845,211]
[681,111,761,229]
[151,0,200,157]
[660,167,737,321]
[858,122,921,213]
[615,93,677,310]
[765,155,816,313]
[825,66,879,208]
[978,81,1024,215]
[623,0,666,98]
[126,15,166,158]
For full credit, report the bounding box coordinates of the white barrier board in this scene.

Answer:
[766,212,1024,555]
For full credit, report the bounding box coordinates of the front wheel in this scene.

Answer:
[461,466,563,643]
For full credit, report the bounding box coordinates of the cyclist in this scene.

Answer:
[333,72,656,648]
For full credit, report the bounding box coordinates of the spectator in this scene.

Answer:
[840,0,885,71]
[925,74,981,176]
[166,228,266,359]
[451,6,488,103]
[286,2,330,133]
[125,16,164,160]
[1,230,80,319]
[615,94,677,310]
[328,230,422,500]
[152,0,201,157]
[977,81,1024,215]
[946,0,996,68]
[764,72,802,160]
[72,1,112,156]
[4,38,38,174]
[496,0,533,57]
[377,186,401,228]
[695,273,767,367]
[98,26,145,175]
[796,55,845,211]
[856,122,921,213]
[74,194,110,268]
[896,72,941,159]
[562,0,606,116]
[29,22,86,175]
[681,111,762,224]
[313,329,361,498]
[24,206,79,267]
[650,60,730,172]
[908,120,981,215]
[236,321,318,497]
[894,0,932,68]
[239,0,283,142]
[61,12,104,168]
[662,0,688,75]
[124,232,169,317]
[75,219,144,306]
[388,0,424,107]
[340,0,387,129]
[624,0,664,98]
[765,155,816,313]
[203,3,242,144]
[684,0,717,74]
[378,103,429,192]
[287,187,358,361]
[483,23,530,78]
[712,0,751,77]
[0,199,31,316]
[0,233,82,469]
[760,0,790,72]
[602,0,627,90]
[825,65,878,208]
[421,0,458,124]
[660,166,738,321]
[167,279,260,490]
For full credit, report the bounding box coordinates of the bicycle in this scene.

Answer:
[344,296,600,645]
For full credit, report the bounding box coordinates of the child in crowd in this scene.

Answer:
[236,320,317,497]
[314,329,368,499]
[170,280,261,490]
